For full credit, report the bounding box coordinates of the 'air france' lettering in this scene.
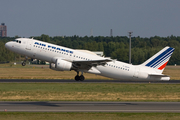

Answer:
[34,42,73,54]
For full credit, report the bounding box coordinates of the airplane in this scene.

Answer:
[5,38,174,81]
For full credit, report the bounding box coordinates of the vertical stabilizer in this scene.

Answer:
[141,46,175,73]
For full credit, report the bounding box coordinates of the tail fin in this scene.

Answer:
[141,46,175,73]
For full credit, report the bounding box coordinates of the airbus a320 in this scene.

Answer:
[5,38,174,81]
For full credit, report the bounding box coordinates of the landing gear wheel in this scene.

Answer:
[74,71,85,81]
[79,75,85,81]
[22,62,26,66]
[75,75,80,81]
[22,56,28,66]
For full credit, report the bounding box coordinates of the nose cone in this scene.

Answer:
[5,42,9,49]
[5,42,12,50]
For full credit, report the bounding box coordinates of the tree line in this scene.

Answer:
[1,34,180,65]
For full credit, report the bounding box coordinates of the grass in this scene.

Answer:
[0,63,180,101]
[0,112,180,120]
[0,63,111,79]
[163,66,180,80]
[0,83,180,101]
[0,63,179,80]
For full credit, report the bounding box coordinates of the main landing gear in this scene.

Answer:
[75,71,85,81]
[22,56,28,66]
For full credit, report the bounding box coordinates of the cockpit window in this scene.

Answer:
[13,40,18,42]
[13,40,21,44]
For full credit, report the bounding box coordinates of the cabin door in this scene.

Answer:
[26,40,32,50]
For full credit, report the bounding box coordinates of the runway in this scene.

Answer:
[0,101,180,112]
[0,79,180,83]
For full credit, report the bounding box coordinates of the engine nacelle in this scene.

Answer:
[49,63,61,71]
[49,59,72,71]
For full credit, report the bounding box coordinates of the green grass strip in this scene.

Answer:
[0,112,180,120]
[0,83,180,101]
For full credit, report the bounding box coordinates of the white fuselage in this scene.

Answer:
[5,38,169,81]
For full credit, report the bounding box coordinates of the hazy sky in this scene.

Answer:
[1,0,180,37]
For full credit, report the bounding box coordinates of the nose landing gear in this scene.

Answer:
[22,56,28,66]
[75,71,85,81]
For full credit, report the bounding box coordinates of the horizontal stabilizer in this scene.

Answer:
[149,73,170,77]
[149,73,170,81]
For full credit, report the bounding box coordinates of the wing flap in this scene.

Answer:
[72,59,112,71]
[73,59,112,66]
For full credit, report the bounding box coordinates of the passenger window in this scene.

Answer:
[19,41,21,43]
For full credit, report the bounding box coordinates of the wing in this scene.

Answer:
[73,59,112,65]
[72,59,112,70]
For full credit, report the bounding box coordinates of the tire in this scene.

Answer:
[79,75,85,81]
[22,62,26,66]
[75,75,80,81]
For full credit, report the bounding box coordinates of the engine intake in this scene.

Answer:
[49,59,72,71]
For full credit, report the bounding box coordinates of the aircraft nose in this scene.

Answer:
[5,42,11,50]
[5,42,9,48]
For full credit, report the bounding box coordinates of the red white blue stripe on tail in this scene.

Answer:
[141,47,175,70]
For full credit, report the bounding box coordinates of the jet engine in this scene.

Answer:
[49,59,72,71]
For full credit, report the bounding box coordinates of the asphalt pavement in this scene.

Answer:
[0,79,180,83]
[0,101,180,112]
